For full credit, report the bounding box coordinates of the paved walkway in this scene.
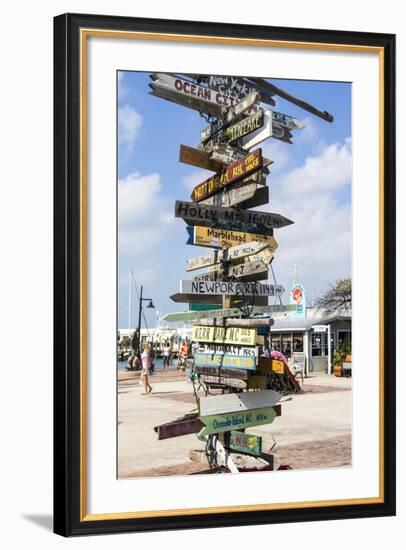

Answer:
[118,370,352,478]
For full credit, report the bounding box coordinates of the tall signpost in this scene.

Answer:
[149,72,332,472]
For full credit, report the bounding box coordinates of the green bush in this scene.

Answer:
[333,341,352,366]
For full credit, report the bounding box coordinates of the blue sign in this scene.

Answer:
[186,226,194,245]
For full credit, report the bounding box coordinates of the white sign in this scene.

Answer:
[312,325,328,332]
[180,280,285,296]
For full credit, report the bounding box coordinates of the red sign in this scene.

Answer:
[191,149,263,203]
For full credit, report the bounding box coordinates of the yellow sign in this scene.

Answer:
[194,226,278,251]
[192,325,257,346]
[272,359,285,374]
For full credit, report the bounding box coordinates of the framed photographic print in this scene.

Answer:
[53,13,396,536]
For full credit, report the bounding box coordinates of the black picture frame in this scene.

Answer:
[54,12,396,536]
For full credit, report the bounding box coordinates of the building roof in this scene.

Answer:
[271,317,320,331]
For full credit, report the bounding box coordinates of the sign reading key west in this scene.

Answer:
[192,325,257,346]
[191,149,262,202]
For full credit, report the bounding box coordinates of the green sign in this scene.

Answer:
[198,406,277,437]
[229,431,262,456]
[162,304,295,323]
[189,303,222,311]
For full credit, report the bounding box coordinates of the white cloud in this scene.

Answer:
[182,169,213,193]
[266,139,352,299]
[118,171,175,254]
[118,105,142,153]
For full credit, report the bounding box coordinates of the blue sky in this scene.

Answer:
[117,71,352,330]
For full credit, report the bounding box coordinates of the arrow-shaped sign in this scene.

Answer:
[161,304,296,323]
[192,226,278,251]
[187,241,268,271]
[200,91,260,142]
[180,280,285,297]
[199,389,280,417]
[190,149,263,202]
[175,200,294,232]
[198,406,278,437]
[200,110,264,153]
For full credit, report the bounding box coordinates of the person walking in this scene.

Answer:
[140,344,153,395]
[163,343,171,369]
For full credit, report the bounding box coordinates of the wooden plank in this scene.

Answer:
[154,413,203,440]
[247,77,334,122]
[195,343,259,357]
[187,241,268,272]
[198,374,247,389]
[197,317,274,328]
[175,201,293,232]
[199,389,280,417]
[271,110,305,130]
[200,91,260,142]
[194,353,257,370]
[271,122,293,144]
[149,87,224,118]
[199,181,258,208]
[150,73,237,115]
[190,149,263,202]
[198,406,278,436]
[170,292,222,305]
[194,365,251,380]
[180,280,285,297]
[192,325,257,345]
[184,74,276,105]
[192,261,269,283]
[179,144,224,172]
[200,110,264,152]
[229,431,262,456]
[189,303,222,311]
[193,226,278,250]
[161,304,296,322]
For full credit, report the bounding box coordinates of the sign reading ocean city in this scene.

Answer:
[147,71,333,472]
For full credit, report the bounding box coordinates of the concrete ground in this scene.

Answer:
[118,369,352,478]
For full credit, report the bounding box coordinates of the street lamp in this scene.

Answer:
[134,285,155,354]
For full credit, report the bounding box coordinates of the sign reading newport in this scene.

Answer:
[191,149,262,202]
[180,280,285,296]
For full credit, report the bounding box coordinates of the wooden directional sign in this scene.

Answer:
[187,241,267,272]
[190,149,262,202]
[149,73,238,116]
[229,431,262,456]
[199,389,280,417]
[185,74,276,105]
[197,317,274,328]
[200,110,264,153]
[194,353,257,370]
[240,110,273,150]
[195,343,259,357]
[199,374,247,389]
[200,91,260,142]
[272,110,305,131]
[189,303,221,311]
[181,280,285,297]
[162,304,296,323]
[200,182,262,209]
[271,122,294,144]
[179,144,224,172]
[198,406,277,437]
[175,201,293,232]
[192,325,257,346]
[227,260,269,280]
[195,365,251,380]
[193,226,278,250]
[170,293,222,305]
[192,260,268,283]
